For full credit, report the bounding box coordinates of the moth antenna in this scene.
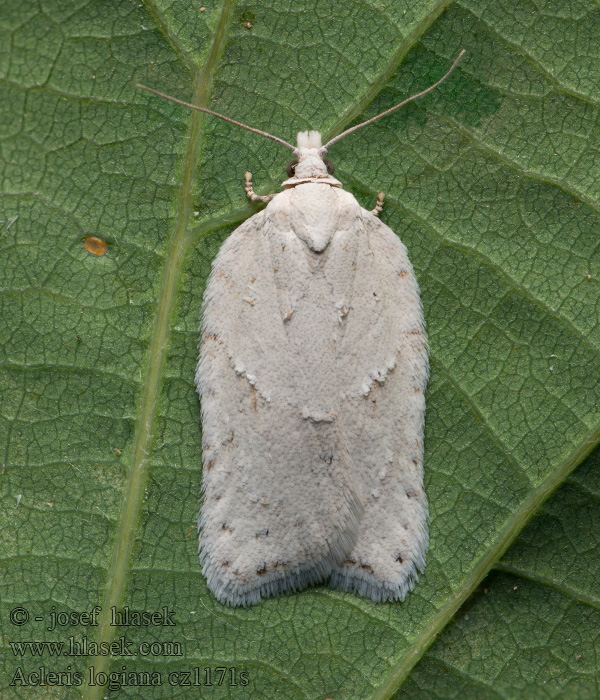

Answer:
[136,84,296,152]
[321,50,466,152]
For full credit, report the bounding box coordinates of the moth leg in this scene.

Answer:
[245,172,276,203]
[371,192,385,216]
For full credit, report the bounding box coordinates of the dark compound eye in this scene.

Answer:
[323,158,335,175]
[286,159,298,177]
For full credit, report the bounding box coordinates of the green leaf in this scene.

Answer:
[399,446,600,699]
[1,1,599,698]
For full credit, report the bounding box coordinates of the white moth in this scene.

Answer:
[138,51,464,606]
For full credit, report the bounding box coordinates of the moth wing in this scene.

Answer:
[331,210,429,601]
[197,209,362,606]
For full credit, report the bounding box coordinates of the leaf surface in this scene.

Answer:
[1,1,599,698]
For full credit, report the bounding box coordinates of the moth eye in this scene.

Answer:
[323,158,335,175]
[286,159,299,177]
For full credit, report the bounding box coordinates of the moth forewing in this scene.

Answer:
[137,51,464,605]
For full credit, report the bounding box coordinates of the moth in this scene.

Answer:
[138,50,464,606]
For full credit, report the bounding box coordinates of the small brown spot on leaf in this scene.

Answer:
[256,565,267,575]
[361,564,374,574]
[395,555,403,563]
[84,236,108,256]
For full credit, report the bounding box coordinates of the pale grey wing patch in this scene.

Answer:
[197,196,428,605]
[330,211,429,602]
[198,213,288,405]
[337,211,427,399]
[267,186,362,416]
[197,207,362,607]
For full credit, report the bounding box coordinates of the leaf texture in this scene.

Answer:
[1,1,599,698]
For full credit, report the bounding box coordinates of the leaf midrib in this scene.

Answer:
[81,1,235,697]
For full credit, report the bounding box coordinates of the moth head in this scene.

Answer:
[286,131,335,180]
